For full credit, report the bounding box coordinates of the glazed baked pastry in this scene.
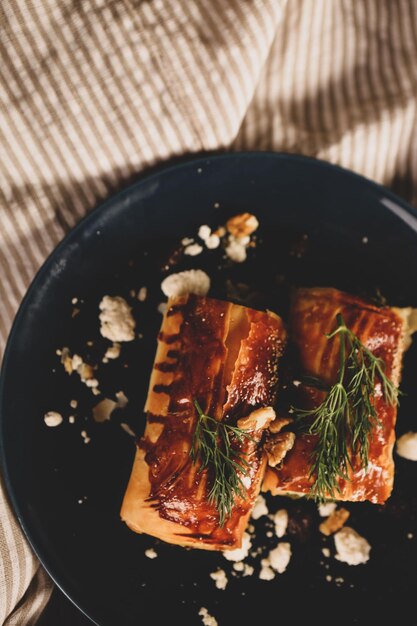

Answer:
[121,294,286,550]
[263,287,416,504]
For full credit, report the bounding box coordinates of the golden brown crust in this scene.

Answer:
[263,287,407,504]
[121,295,286,550]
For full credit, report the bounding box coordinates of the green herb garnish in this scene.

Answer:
[190,400,254,526]
[295,313,398,501]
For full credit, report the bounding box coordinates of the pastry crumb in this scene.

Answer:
[92,398,117,423]
[137,287,147,302]
[319,508,350,536]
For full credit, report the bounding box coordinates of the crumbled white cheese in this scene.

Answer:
[104,342,121,361]
[144,548,158,559]
[157,302,167,315]
[362,236,368,244]
[161,269,210,298]
[396,432,417,461]
[267,542,292,574]
[70,399,78,409]
[71,297,78,305]
[205,234,220,249]
[199,608,218,626]
[181,237,194,246]
[137,287,147,302]
[44,411,63,427]
[334,527,371,565]
[259,564,275,581]
[81,430,91,444]
[99,296,135,342]
[197,224,221,249]
[198,225,211,241]
[251,495,269,520]
[225,238,247,263]
[232,561,253,577]
[273,509,288,538]
[233,561,244,572]
[223,532,252,562]
[318,502,337,517]
[210,569,228,590]
[68,416,75,424]
[322,547,331,558]
[184,243,203,256]
[242,563,253,577]
[85,377,99,388]
[71,354,82,370]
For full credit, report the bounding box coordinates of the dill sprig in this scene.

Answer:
[190,400,255,526]
[295,313,398,501]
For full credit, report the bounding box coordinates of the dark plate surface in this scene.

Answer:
[1,153,417,626]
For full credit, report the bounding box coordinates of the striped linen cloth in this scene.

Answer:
[1,0,416,623]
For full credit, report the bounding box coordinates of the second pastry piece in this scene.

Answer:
[264,287,415,504]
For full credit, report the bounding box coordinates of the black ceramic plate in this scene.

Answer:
[1,153,417,626]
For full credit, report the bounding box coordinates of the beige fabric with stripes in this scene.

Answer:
[1,0,417,622]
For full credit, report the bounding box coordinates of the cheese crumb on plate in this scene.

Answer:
[272,509,288,538]
[44,411,63,427]
[318,502,337,517]
[396,432,417,461]
[99,296,135,342]
[266,542,292,574]
[210,569,228,590]
[161,269,210,298]
[144,548,158,559]
[251,495,268,520]
[199,607,218,626]
[334,527,371,565]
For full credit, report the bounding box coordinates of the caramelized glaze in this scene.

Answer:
[121,294,286,549]
[263,287,406,504]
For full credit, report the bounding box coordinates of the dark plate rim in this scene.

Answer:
[1,150,417,624]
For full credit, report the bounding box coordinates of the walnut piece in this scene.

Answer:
[265,432,296,467]
[237,407,276,431]
[226,213,259,239]
[319,508,350,536]
[268,416,294,434]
